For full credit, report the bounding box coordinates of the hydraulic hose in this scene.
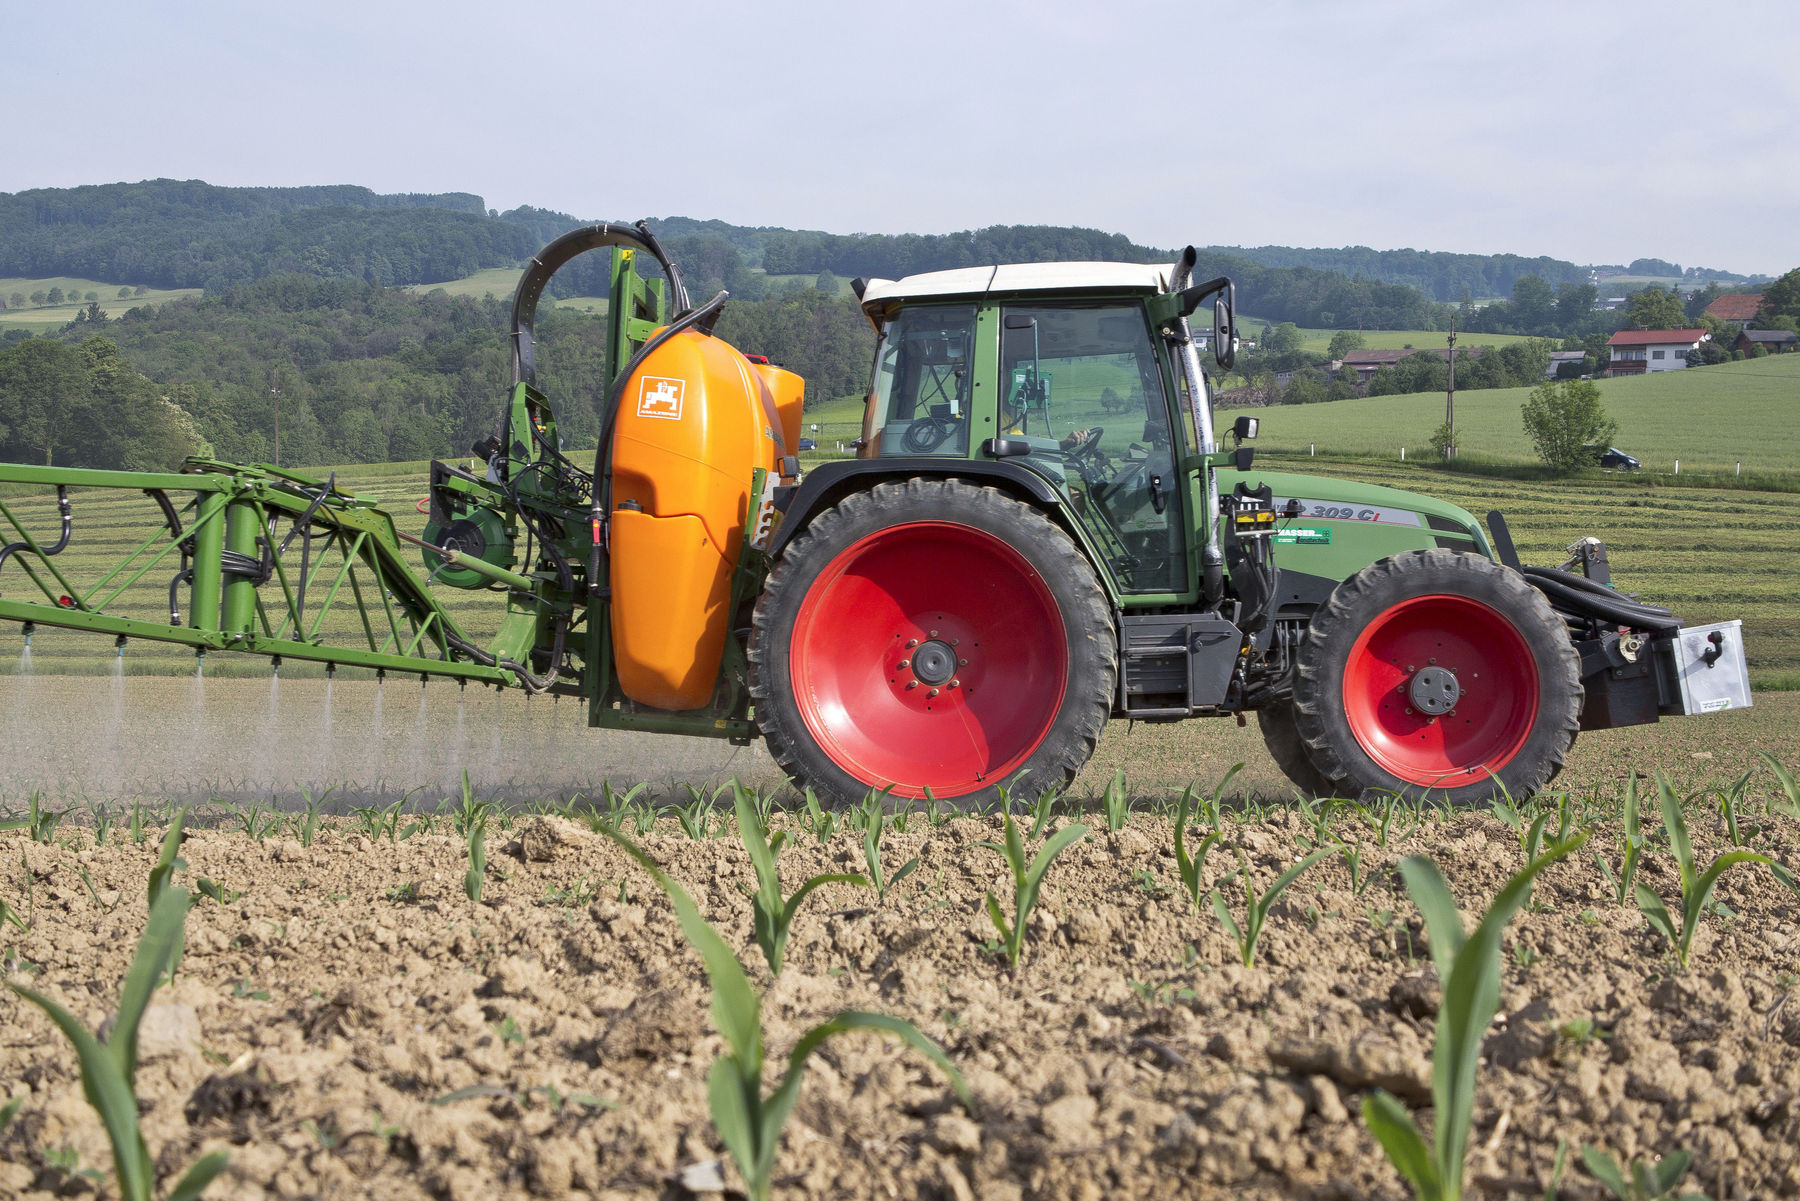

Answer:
[0,486,71,573]
[1523,565,1680,634]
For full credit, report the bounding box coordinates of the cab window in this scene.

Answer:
[870,305,976,457]
[998,303,1187,595]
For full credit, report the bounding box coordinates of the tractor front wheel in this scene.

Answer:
[1291,549,1580,804]
[749,478,1115,808]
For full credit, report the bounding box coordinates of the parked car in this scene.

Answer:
[797,437,817,451]
[1588,445,1641,470]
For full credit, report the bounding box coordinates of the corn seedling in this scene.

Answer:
[464,825,487,903]
[675,783,723,840]
[147,809,188,909]
[1760,751,1800,818]
[448,771,494,835]
[801,787,839,843]
[732,781,867,975]
[1595,775,1646,906]
[1579,1145,1705,1201]
[1027,787,1061,840]
[127,800,148,845]
[860,788,919,901]
[1208,844,1333,968]
[0,791,66,843]
[1172,768,1235,909]
[599,823,969,1201]
[1360,832,1587,1201]
[1101,768,1130,833]
[981,806,1087,971]
[194,878,242,905]
[1711,769,1759,846]
[6,887,228,1201]
[1634,773,1770,969]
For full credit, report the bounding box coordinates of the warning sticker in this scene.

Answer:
[1700,696,1734,713]
[637,376,685,421]
[1272,527,1332,545]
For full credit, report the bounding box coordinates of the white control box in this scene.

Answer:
[1673,619,1752,715]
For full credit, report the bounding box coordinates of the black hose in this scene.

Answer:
[1525,569,1680,634]
[0,486,72,573]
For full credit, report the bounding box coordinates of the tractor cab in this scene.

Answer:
[854,263,1222,600]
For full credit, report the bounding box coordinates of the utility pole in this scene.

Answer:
[271,381,281,466]
[1444,318,1456,458]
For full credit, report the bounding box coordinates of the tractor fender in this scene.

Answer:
[766,459,1062,559]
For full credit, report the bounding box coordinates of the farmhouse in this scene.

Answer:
[1338,346,1485,384]
[1704,293,1763,323]
[1736,329,1798,354]
[1606,329,1709,375]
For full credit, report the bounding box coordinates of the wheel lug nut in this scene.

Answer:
[951,638,959,646]
[905,681,918,690]
[948,678,959,688]
[907,639,918,648]
[1405,706,1414,715]
[929,629,938,637]
[927,687,939,697]
[958,658,968,666]
[897,659,910,668]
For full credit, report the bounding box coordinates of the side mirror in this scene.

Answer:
[1213,292,1236,370]
[1231,415,1258,443]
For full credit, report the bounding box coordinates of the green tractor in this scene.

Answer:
[0,228,1750,807]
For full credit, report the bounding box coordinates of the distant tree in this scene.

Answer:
[1280,371,1328,405]
[1623,286,1686,330]
[133,285,148,297]
[118,286,133,299]
[1264,322,1304,356]
[815,269,839,295]
[84,291,98,302]
[1326,329,1365,358]
[45,287,64,305]
[1759,267,1800,323]
[9,292,24,308]
[1429,420,1457,457]
[1555,281,1598,334]
[29,290,47,305]
[1628,257,1681,276]
[1509,274,1557,335]
[1684,282,1722,322]
[1521,379,1617,473]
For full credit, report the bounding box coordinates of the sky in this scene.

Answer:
[4,0,1796,276]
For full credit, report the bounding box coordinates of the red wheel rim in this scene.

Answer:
[789,522,1068,798]
[1341,594,1538,787]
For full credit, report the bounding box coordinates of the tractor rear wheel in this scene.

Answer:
[749,478,1115,808]
[1292,549,1580,804]
[1256,702,1339,800]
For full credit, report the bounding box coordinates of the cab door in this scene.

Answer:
[996,301,1188,598]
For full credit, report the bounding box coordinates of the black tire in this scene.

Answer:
[1256,702,1341,800]
[1292,549,1580,805]
[748,478,1115,808]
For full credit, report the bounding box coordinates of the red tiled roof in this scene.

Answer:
[1704,294,1762,321]
[1608,329,1707,347]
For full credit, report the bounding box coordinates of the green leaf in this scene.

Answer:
[1397,856,1465,983]
[165,1151,230,1201]
[707,1058,760,1198]
[1634,883,1678,948]
[1417,832,1587,1201]
[1259,846,1334,915]
[732,781,780,908]
[1654,774,1696,896]
[112,887,190,1085]
[1208,889,1241,946]
[889,856,920,890]
[781,873,870,928]
[7,979,151,1201]
[1002,808,1027,888]
[1580,1145,1630,1198]
[1648,1148,1692,1195]
[598,827,761,1071]
[984,891,1012,946]
[1024,823,1088,896]
[1361,1089,1440,1201]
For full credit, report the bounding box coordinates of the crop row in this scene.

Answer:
[5,763,1799,1198]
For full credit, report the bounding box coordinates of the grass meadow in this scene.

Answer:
[1237,316,1544,355]
[0,277,202,332]
[1250,353,1800,474]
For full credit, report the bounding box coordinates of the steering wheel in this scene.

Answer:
[1067,426,1105,461]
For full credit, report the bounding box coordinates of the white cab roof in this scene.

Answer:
[859,261,1171,317]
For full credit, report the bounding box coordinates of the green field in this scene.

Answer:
[404,268,608,312]
[0,277,202,332]
[1248,353,1800,474]
[1236,316,1544,355]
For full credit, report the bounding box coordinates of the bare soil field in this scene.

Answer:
[2,798,1798,1201]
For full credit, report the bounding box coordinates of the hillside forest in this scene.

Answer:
[0,180,1788,471]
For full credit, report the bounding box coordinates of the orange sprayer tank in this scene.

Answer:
[609,329,780,710]
[748,360,805,455]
